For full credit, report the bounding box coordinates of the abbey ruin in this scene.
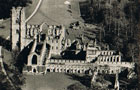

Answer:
[10,2,135,89]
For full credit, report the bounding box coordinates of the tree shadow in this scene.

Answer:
[0,0,32,19]
[66,74,91,87]
[0,36,11,51]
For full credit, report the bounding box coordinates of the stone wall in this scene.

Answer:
[98,55,121,62]
[11,7,26,51]
[26,24,40,38]
[23,64,122,75]
[46,59,87,64]
[24,57,134,75]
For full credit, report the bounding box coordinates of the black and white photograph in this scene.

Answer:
[0,0,139,90]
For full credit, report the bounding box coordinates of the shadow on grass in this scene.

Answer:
[66,74,91,87]
[0,36,11,51]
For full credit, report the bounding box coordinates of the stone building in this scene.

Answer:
[11,7,26,51]
[9,0,137,89]
[86,40,121,62]
[10,6,134,80]
[24,37,134,75]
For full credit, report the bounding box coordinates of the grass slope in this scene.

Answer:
[0,19,10,39]
[27,0,83,25]
[22,73,79,90]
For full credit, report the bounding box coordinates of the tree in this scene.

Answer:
[0,0,32,19]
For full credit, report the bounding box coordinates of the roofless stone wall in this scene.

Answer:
[23,57,134,75]
[46,59,86,64]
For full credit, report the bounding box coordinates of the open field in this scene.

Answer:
[25,0,39,19]
[22,73,79,90]
[2,48,13,65]
[26,0,83,25]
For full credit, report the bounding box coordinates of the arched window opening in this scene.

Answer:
[53,69,55,72]
[32,55,37,64]
[47,69,50,72]
[114,58,115,62]
[117,57,119,62]
[33,68,36,73]
[110,57,112,62]
[112,70,114,74]
[78,70,80,73]
[107,58,109,62]
[104,58,106,62]
[67,70,70,73]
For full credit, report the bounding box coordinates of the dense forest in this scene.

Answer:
[81,0,139,62]
[68,0,140,89]
[0,0,32,19]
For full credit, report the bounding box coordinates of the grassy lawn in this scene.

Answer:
[25,0,39,19]
[0,19,10,39]
[22,73,79,90]
[27,0,83,25]
[2,48,13,65]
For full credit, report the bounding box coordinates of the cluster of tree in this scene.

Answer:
[81,0,139,62]
[0,0,32,19]
[79,0,140,89]
[0,58,25,90]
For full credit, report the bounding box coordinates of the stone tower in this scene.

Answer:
[11,7,26,51]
